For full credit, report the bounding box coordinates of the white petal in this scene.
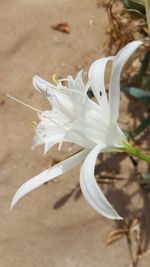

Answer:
[43,134,65,155]
[33,75,84,119]
[32,134,43,150]
[64,126,95,149]
[67,70,83,89]
[88,56,113,107]
[50,90,84,121]
[11,149,88,209]
[52,91,76,118]
[62,70,86,92]
[80,144,122,219]
[33,75,56,96]
[109,40,142,123]
[74,70,87,92]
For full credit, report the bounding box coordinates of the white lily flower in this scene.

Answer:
[11,41,142,219]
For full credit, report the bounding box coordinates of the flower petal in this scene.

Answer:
[43,134,65,155]
[33,75,56,96]
[80,144,122,219]
[109,40,142,123]
[11,149,89,209]
[88,56,113,108]
[32,134,43,150]
[33,117,66,154]
[66,70,85,91]
[33,75,84,121]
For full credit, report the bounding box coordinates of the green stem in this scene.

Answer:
[122,144,150,163]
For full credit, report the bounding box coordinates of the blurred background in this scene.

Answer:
[0,0,150,266]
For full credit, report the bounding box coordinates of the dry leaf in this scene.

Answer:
[128,218,142,261]
[106,228,128,245]
[51,22,70,34]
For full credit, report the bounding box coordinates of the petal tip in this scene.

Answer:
[10,198,16,210]
[104,211,123,220]
[11,190,22,210]
[32,74,39,85]
[116,215,123,220]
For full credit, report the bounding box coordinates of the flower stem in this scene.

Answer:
[122,145,150,163]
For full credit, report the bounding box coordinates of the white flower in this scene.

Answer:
[11,41,142,219]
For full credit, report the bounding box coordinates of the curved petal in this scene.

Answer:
[33,75,84,120]
[32,134,43,150]
[88,56,113,108]
[66,70,85,91]
[109,40,143,123]
[33,119,66,153]
[11,149,89,209]
[43,134,65,155]
[80,144,122,219]
[33,75,56,96]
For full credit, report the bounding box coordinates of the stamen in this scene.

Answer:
[58,141,63,151]
[33,105,42,110]
[45,84,48,94]
[31,121,37,126]
[7,94,42,113]
[7,95,71,132]
[52,74,57,85]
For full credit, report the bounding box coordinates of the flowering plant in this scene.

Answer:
[10,40,150,219]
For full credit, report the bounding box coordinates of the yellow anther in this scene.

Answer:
[31,121,37,126]
[52,74,57,85]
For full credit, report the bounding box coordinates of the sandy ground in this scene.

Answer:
[0,0,150,266]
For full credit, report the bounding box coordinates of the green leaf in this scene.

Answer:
[122,86,150,103]
[137,51,150,79]
[143,76,150,89]
[122,117,150,138]
[129,116,150,137]
[141,173,150,184]
[123,0,145,14]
